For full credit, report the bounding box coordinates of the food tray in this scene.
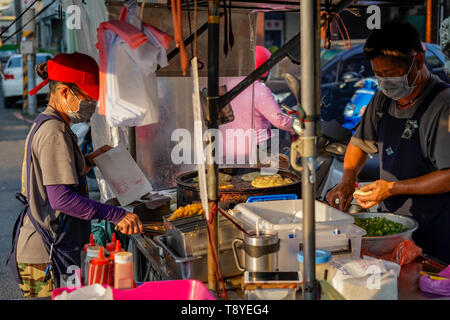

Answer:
[153,235,244,282]
[163,214,243,257]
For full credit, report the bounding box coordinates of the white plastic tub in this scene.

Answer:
[232,200,366,271]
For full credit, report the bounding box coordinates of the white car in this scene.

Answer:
[2,53,53,107]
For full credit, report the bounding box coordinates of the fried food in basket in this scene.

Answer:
[168,203,205,220]
[251,174,293,188]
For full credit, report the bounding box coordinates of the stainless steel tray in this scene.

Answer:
[164,214,243,257]
[154,235,244,282]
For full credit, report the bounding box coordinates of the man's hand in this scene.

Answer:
[116,212,143,235]
[326,182,355,212]
[87,145,113,166]
[353,180,395,209]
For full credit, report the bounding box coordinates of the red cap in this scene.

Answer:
[106,233,117,252]
[109,240,123,261]
[83,234,96,252]
[255,46,271,78]
[29,52,99,101]
[91,247,109,266]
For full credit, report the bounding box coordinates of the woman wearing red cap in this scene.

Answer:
[7,52,143,298]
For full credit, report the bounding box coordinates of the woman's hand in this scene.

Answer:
[326,182,355,212]
[116,212,143,235]
[353,180,395,209]
[86,145,113,166]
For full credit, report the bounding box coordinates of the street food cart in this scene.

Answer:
[63,0,450,300]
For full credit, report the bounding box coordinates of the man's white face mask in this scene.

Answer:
[375,55,420,101]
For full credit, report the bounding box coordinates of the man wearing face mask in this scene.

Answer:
[326,22,450,264]
[6,53,143,298]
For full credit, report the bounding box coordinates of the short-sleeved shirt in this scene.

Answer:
[351,74,450,171]
[17,109,85,264]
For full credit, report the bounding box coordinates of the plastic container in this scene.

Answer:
[114,251,134,290]
[298,250,332,281]
[246,194,298,203]
[232,199,366,271]
[52,280,216,300]
[81,234,96,269]
[108,240,124,285]
[88,247,113,286]
[82,245,100,285]
[106,233,117,254]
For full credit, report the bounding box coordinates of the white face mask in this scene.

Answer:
[375,55,420,101]
[64,89,97,123]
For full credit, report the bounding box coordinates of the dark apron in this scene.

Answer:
[6,110,91,288]
[377,82,450,264]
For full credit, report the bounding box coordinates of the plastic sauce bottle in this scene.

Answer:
[106,233,117,255]
[81,234,96,268]
[109,240,123,261]
[114,251,134,290]
[82,245,100,285]
[88,246,113,285]
[109,240,123,285]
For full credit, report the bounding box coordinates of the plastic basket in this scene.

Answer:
[52,280,216,300]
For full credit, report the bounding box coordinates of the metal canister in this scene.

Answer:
[232,231,280,272]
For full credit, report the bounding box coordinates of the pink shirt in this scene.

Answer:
[219,77,293,162]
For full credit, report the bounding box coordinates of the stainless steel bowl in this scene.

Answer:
[351,212,419,256]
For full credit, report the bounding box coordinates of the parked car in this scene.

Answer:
[0,50,16,69]
[2,53,53,108]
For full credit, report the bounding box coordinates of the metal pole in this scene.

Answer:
[128,127,137,161]
[206,0,220,293]
[300,0,319,300]
[22,7,36,115]
[22,52,29,114]
[427,0,433,43]
[28,53,36,115]
[15,0,23,47]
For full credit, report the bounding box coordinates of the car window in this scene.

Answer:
[338,53,373,80]
[37,55,52,65]
[7,57,21,68]
[321,60,338,84]
[425,50,443,69]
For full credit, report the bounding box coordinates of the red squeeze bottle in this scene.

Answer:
[81,234,96,266]
[106,233,117,254]
[88,247,113,285]
[109,240,123,261]
[108,240,123,286]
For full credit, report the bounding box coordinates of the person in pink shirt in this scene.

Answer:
[219,46,294,166]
